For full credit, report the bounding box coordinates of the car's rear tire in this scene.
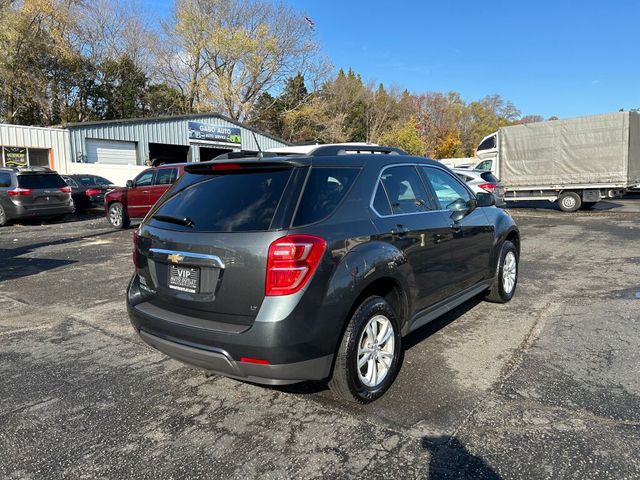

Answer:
[485,240,518,303]
[0,205,9,227]
[558,192,581,212]
[108,202,130,229]
[329,296,402,404]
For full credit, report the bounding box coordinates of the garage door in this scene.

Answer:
[86,139,137,165]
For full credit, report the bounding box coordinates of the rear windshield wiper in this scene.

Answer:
[153,214,195,228]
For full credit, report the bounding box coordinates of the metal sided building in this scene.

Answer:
[0,123,71,170]
[60,113,290,185]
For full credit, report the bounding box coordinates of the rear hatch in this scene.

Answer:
[479,171,505,200]
[135,161,307,326]
[15,173,71,209]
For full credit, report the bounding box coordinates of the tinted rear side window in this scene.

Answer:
[372,180,392,216]
[293,167,359,226]
[480,172,500,183]
[18,174,66,189]
[155,168,178,185]
[0,172,12,187]
[150,169,292,232]
[74,175,112,186]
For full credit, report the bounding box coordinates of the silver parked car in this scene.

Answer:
[452,168,506,207]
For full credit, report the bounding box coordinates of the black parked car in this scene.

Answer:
[0,167,75,226]
[61,174,115,210]
[127,145,520,403]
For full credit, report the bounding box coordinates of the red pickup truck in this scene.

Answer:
[105,163,186,229]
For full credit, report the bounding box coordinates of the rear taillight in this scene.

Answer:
[132,228,139,270]
[266,234,326,296]
[478,183,498,192]
[85,188,102,196]
[211,163,242,171]
[59,186,72,193]
[7,188,33,196]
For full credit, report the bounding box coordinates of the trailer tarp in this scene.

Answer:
[500,112,640,188]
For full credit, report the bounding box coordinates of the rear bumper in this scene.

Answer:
[5,202,75,219]
[138,329,332,385]
[127,275,335,384]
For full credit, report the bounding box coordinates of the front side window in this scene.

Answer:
[422,168,472,211]
[293,167,360,226]
[378,166,430,215]
[155,168,178,185]
[134,171,154,187]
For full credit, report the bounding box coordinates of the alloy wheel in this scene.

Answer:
[502,251,517,294]
[357,314,395,388]
[109,205,122,227]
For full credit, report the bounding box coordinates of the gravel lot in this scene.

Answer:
[1,197,639,479]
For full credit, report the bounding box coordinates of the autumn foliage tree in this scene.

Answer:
[0,0,537,157]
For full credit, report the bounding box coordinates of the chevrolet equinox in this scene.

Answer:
[127,145,520,403]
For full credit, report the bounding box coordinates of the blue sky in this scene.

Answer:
[149,0,640,119]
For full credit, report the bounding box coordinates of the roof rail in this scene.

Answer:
[308,145,408,156]
[213,150,282,160]
[0,166,55,173]
[211,144,408,161]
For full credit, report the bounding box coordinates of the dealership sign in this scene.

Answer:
[188,122,242,147]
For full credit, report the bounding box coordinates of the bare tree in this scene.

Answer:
[157,0,320,120]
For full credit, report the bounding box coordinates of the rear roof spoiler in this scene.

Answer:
[184,159,305,174]
[212,145,407,161]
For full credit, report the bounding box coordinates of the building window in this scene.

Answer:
[1,146,50,168]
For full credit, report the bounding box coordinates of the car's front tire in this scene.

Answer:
[108,202,130,229]
[485,240,518,303]
[329,296,402,403]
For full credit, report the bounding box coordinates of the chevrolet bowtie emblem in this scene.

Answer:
[167,254,184,263]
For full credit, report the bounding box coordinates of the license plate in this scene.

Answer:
[168,265,199,293]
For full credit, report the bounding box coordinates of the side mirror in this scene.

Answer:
[476,192,495,207]
[449,198,477,222]
[126,180,134,188]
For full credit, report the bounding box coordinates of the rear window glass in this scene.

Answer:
[293,167,360,226]
[150,169,292,232]
[74,175,112,186]
[480,172,499,183]
[18,174,66,189]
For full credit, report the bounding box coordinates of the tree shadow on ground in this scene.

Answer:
[422,435,501,479]
[0,229,120,282]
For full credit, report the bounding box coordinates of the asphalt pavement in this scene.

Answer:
[0,198,638,479]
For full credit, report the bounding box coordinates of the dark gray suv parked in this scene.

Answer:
[127,145,520,403]
[0,167,74,226]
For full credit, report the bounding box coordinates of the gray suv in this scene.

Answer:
[127,145,520,403]
[0,167,74,226]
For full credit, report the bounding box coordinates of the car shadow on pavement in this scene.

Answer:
[422,435,501,479]
[403,295,484,350]
[273,295,486,398]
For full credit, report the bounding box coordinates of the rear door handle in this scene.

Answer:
[391,224,410,237]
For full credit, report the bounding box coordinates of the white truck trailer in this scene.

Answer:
[471,112,640,211]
